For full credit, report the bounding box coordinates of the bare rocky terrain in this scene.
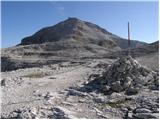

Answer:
[1,17,146,72]
[1,57,159,119]
[1,18,159,119]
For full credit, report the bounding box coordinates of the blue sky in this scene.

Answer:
[1,1,158,48]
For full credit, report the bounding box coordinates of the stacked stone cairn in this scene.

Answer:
[99,56,158,95]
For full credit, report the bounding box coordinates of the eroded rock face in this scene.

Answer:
[98,56,158,94]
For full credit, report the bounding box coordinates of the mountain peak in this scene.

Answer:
[19,18,144,51]
[61,17,84,27]
[67,17,81,21]
[20,18,117,46]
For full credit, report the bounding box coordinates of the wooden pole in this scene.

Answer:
[128,22,131,56]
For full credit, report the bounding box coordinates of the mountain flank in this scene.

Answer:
[1,18,156,72]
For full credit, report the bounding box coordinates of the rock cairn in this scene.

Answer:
[99,56,158,95]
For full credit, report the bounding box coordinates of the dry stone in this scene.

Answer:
[94,56,158,94]
[110,81,123,92]
[1,79,6,86]
[133,113,159,119]
[135,108,152,113]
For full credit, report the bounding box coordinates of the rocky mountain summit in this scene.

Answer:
[19,17,144,49]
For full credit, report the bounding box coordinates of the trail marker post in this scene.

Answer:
[128,22,131,56]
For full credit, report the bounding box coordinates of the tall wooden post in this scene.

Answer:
[128,22,131,56]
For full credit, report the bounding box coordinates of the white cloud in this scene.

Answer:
[48,1,65,16]
[56,6,65,16]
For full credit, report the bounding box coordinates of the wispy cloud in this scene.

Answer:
[48,1,65,16]
[56,6,65,15]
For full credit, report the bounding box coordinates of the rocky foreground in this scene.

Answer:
[1,56,159,119]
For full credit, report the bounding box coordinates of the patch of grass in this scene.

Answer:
[98,99,131,109]
[21,72,46,78]
[107,100,127,108]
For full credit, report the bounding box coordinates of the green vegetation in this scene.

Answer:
[107,100,128,108]
[21,72,46,78]
[98,99,131,109]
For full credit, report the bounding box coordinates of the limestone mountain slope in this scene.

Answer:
[107,41,159,58]
[1,18,147,71]
[19,17,145,49]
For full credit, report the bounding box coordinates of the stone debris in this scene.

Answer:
[1,79,6,86]
[127,111,133,119]
[91,56,159,95]
[1,106,76,119]
[93,95,108,103]
[1,56,159,119]
[93,107,108,118]
[122,93,159,119]
[66,88,89,97]
[132,113,159,119]
[134,108,152,113]
[33,90,43,97]
[52,107,69,119]
[125,87,139,95]
[1,107,38,119]
[52,106,76,119]
[44,92,54,100]
[109,92,126,103]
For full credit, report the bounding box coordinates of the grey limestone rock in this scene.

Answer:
[94,56,158,95]
[135,108,152,113]
[110,81,123,92]
[133,113,159,119]
[1,79,6,86]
